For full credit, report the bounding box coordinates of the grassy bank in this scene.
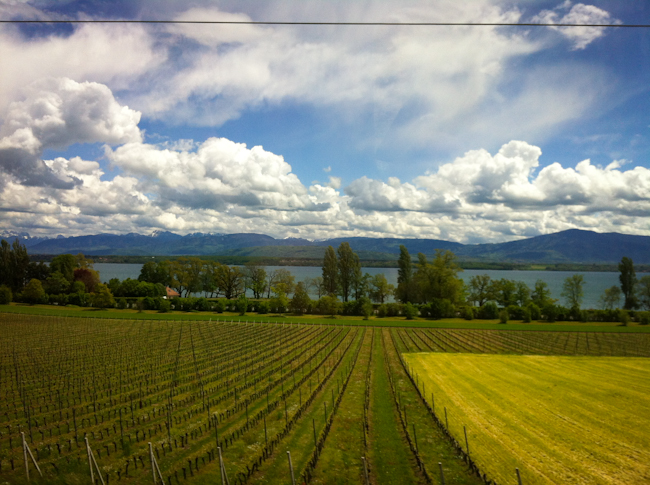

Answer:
[1,302,650,332]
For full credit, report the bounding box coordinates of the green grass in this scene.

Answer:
[367,330,422,484]
[404,353,650,485]
[385,329,483,484]
[308,329,372,484]
[2,303,649,332]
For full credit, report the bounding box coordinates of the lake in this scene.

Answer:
[94,263,645,310]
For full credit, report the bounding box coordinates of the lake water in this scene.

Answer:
[94,263,645,310]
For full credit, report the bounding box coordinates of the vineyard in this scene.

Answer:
[1,314,649,484]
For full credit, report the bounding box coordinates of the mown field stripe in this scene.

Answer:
[404,353,650,485]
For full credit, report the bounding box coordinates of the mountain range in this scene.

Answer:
[2,229,649,265]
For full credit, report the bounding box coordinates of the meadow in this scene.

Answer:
[0,311,648,484]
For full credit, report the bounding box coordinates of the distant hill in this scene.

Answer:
[4,228,650,265]
[312,237,463,254]
[456,229,650,264]
[20,232,463,258]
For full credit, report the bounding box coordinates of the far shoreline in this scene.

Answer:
[28,254,650,273]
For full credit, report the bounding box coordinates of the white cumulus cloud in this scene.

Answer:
[343,140,650,241]
[0,77,141,188]
[107,137,328,212]
[533,2,621,50]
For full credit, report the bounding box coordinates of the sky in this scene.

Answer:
[0,0,649,243]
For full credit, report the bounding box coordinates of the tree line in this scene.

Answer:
[1,237,649,322]
[0,241,116,306]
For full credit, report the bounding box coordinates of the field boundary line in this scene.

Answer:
[388,329,498,485]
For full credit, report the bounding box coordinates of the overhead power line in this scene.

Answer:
[0,19,648,27]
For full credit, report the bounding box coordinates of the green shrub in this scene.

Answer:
[317,296,340,317]
[377,304,387,318]
[158,299,171,313]
[270,293,289,313]
[522,307,531,323]
[618,309,630,326]
[92,284,115,309]
[49,293,69,306]
[640,312,650,325]
[0,285,12,304]
[341,301,357,316]
[22,279,46,304]
[544,304,557,323]
[143,296,156,310]
[195,297,211,312]
[361,300,374,320]
[68,291,90,307]
[214,299,226,313]
[117,297,127,309]
[425,298,454,319]
[70,281,86,293]
[135,298,145,313]
[478,301,499,319]
[386,302,402,317]
[462,306,474,320]
[525,302,541,320]
[569,306,582,321]
[256,300,269,314]
[506,305,524,320]
[236,296,249,315]
[499,309,509,324]
[404,302,418,320]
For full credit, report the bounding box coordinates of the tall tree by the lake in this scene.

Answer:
[321,246,338,297]
[619,257,638,310]
[396,245,414,303]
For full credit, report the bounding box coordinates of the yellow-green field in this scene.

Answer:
[404,353,650,485]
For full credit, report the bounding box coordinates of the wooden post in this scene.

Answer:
[312,419,317,446]
[438,462,445,485]
[119,407,124,443]
[516,468,523,485]
[264,415,268,447]
[218,447,230,485]
[287,451,296,485]
[362,456,370,485]
[22,431,29,481]
[22,432,42,480]
[72,407,78,441]
[86,437,95,483]
[444,407,448,429]
[464,426,470,460]
[149,442,164,484]
[412,424,418,453]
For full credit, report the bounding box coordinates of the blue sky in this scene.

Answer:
[1,0,649,242]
